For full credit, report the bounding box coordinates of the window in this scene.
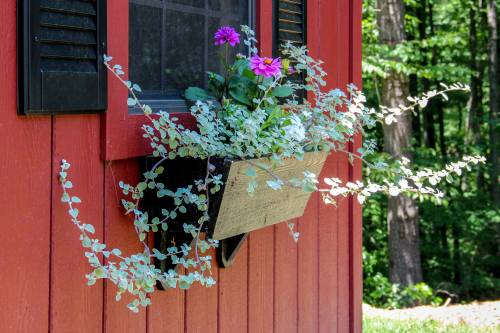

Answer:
[129,0,253,112]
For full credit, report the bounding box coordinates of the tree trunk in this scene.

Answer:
[467,0,486,189]
[487,0,499,207]
[467,0,484,145]
[377,0,423,286]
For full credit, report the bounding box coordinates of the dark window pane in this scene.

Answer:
[129,3,161,92]
[166,0,204,8]
[164,10,205,96]
[129,0,251,109]
[208,0,248,16]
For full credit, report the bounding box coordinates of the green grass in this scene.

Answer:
[363,317,500,333]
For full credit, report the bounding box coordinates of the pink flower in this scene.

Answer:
[214,26,240,47]
[250,56,282,78]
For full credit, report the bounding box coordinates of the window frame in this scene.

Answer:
[103,0,272,160]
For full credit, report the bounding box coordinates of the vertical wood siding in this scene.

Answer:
[0,0,362,331]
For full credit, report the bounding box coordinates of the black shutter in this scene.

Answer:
[18,0,107,115]
[273,0,306,99]
[273,0,306,54]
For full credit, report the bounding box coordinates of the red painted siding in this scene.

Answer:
[0,0,362,332]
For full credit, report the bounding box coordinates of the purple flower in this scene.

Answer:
[250,56,282,78]
[214,26,240,47]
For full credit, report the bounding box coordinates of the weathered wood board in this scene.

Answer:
[212,152,327,240]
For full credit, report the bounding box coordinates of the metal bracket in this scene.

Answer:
[217,233,249,268]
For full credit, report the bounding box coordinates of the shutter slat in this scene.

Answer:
[279,28,302,35]
[279,1,303,13]
[41,59,97,72]
[279,18,302,25]
[40,11,97,31]
[279,8,302,16]
[280,0,302,5]
[40,0,97,16]
[40,44,97,60]
[40,27,97,45]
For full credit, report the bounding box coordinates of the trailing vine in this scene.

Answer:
[59,26,484,312]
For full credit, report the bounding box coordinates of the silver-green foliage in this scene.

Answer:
[60,26,484,312]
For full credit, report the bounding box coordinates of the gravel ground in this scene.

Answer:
[364,300,500,329]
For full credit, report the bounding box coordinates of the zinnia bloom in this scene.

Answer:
[250,55,282,78]
[214,26,240,47]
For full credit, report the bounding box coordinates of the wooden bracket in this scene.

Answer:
[217,233,249,268]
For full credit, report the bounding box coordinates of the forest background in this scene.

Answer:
[362,0,499,308]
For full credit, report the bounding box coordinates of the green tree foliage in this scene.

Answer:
[363,0,500,306]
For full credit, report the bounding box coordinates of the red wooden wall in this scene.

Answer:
[0,0,362,332]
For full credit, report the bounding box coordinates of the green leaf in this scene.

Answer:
[232,59,250,75]
[69,208,79,219]
[82,237,91,248]
[132,84,142,92]
[207,72,225,85]
[302,182,316,193]
[229,88,252,106]
[155,166,164,175]
[247,179,258,195]
[246,166,256,177]
[272,86,294,98]
[241,68,256,80]
[143,105,152,115]
[61,193,70,203]
[185,87,211,101]
[266,179,283,190]
[127,98,137,106]
[137,182,148,192]
[84,224,95,234]
[179,280,190,289]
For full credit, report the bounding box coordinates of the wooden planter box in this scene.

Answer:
[142,152,327,271]
[144,152,326,238]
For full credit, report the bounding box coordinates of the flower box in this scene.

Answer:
[142,152,327,272]
[144,152,327,239]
